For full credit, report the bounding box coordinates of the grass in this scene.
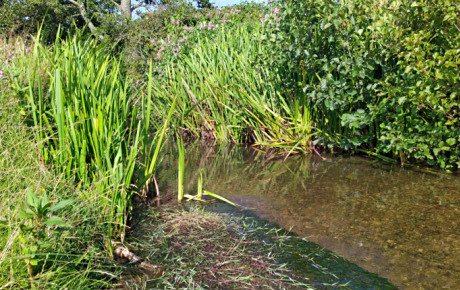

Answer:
[0,93,123,288]
[0,30,172,287]
[150,23,318,156]
[125,205,312,289]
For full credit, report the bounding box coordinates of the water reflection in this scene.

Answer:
[156,141,460,289]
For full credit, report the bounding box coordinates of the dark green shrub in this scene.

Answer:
[276,0,460,169]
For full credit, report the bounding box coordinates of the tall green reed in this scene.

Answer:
[177,135,185,202]
[13,29,171,241]
[150,24,316,155]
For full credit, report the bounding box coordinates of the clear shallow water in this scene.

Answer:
[155,142,460,289]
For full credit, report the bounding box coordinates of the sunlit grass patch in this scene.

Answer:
[125,205,311,289]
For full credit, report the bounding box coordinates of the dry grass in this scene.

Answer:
[122,205,311,289]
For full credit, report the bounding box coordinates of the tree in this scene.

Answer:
[67,0,160,27]
[0,0,162,37]
[0,0,83,40]
[195,0,213,9]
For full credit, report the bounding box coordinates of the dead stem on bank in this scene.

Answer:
[121,206,311,289]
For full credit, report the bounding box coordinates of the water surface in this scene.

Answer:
[156,142,460,289]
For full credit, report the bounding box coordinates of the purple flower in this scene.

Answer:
[0,70,3,79]
[135,79,140,87]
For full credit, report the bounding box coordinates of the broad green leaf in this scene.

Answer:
[40,193,48,208]
[49,199,73,212]
[44,216,70,227]
[19,207,35,219]
[26,189,39,208]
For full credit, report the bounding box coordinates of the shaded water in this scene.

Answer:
[155,142,460,289]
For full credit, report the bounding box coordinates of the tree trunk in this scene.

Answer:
[119,0,132,20]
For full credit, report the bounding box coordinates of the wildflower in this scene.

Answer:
[0,70,3,79]
[135,79,140,87]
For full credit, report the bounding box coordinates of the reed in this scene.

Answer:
[177,135,185,202]
[12,29,173,240]
[149,23,317,155]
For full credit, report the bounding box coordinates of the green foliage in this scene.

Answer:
[0,91,123,288]
[19,189,72,277]
[177,135,185,202]
[121,2,264,79]
[0,0,84,41]
[7,28,174,244]
[275,0,460,169]
[148,21,316,154]
[196,0,214,9]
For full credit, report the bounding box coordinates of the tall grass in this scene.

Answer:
[1,80,123,288]
[150,24,317,156]
[1,28,174,286]
[177,136,185,202]
[12,29,174,240]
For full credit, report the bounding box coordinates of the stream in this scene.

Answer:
[152,142,460,289]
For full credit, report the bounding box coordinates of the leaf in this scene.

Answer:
[37,240,51,248]
[26,189,39,208]
[44,216,70,227]
[19,207,35,219]
[29,259,38,266]
[19,224,34,232]
[446,138,456,146]
[203,190,239,207]
[49,199,73,212]
[40,193,48,209]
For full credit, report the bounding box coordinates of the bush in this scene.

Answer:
[275,0,460,170]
